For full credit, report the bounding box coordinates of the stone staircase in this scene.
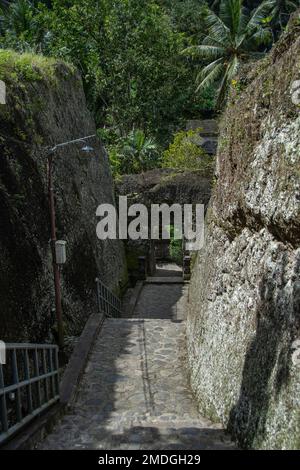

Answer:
[37,267,236,450]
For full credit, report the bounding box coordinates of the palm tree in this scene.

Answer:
[121,129,159,173]
[183,0,275,108]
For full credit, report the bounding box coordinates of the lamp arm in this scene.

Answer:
[48,134,97,153]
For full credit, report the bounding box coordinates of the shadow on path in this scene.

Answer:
[38,264,235,450]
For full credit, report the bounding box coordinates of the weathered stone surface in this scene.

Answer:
[116,168,212,208]
[187,17,300,449]
[0,53,126,343]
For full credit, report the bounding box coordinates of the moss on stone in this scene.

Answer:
[0,49,75,84]
[0,49,127,344]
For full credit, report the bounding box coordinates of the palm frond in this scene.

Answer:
[196,61,224,93]
[237,1,275,49]
[219,0,242,38]
[183,44,225,59]
[246,0,275,35]
[246,27,273,47]
[202,34,230,48]
[216,54,239,107]
[196,57,224,83]
[204,7,232,45]
[224,54,239,82]
[238,6,251,36]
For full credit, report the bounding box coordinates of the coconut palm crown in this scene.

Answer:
[183,0,276,108]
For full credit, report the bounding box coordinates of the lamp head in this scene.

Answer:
[81,145,94,153]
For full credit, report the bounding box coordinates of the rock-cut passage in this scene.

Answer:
[38,274,236,450]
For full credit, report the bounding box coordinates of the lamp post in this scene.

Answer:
[47,134,96,349]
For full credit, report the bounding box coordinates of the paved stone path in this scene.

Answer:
[38,270,235,450]
[132,283,188,320]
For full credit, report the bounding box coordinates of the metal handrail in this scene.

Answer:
[0,344,59,445]
[95,278,123,318]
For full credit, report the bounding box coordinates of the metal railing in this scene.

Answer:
[0,344,59,445]
[95,278,123,318]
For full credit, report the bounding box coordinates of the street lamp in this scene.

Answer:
[47,134,96,349]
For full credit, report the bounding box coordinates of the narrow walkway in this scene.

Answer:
[38,265,235,450]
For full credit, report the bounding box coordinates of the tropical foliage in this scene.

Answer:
[108,129,160,177]
[162,129,213,172]
[270,0,300,36]
[0,0,298,174]
[0,0,215,144]
[183,0,276,107]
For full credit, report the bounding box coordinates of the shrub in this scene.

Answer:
[162,128,213,172]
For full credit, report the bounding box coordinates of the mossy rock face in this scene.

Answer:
[0,49,75,84]
[0,50,126,343]
[187,13,300,449]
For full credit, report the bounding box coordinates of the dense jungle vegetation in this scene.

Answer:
[0,0,299,175]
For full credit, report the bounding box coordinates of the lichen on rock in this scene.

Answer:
[187,13,300,449]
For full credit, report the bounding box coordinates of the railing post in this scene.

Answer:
[24,349,33,414]
[95,278,123,318]
[49,349,55,399]
[34,348,42,408]
[12,349,22,423]
[42,349,49,403]
[0,364,8,433]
